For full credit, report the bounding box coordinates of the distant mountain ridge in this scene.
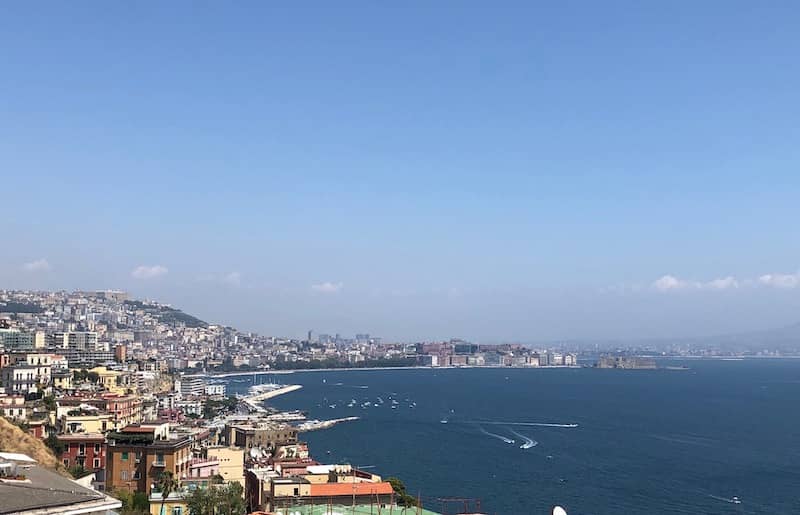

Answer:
[707,321,800,347]
[516,321,800,351]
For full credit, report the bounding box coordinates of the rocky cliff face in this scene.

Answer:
[0,417,64,473]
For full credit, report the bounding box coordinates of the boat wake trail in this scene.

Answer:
[470,421,579,428]
[478,426,515,444]
[509,429,538,449]
[709,494,742,505]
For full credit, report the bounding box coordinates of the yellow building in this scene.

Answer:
[89,366,124,392]
[148,490,188,515]
[270,478,311,499]
[206,446,245,490]
[52,370,73,390]
[61,412,114,433]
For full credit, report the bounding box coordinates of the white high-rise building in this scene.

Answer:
[49,331,99,351]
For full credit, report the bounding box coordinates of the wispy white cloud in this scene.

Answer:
[652,274,739,292]
[311,281,343,294]
[650,269,800,292]
[131,264,168,279]
[758,272,800,289]
[652,275,689,291]
[22,258,52,272]
[223,272,242,286]
[706,276,740,290]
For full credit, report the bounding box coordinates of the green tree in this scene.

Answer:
[157,471,180,515]
[42,395,57,411]
[44,433,65,456]
[387,477,418,507]
[185,488,212,515]
[203,396,240,418]
[11,418,30,432]
[68,464,88,478]
[113,489,132,511]
[74,368,89,382]
[110,489,149,515]
[185,482,246,515]
[131,492,149,512]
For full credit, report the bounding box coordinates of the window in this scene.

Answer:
[63,459,69,467]
[121,470,128,481]
[94,443,101,453]
[78,443,85,455]
[122,452,129,461]
[93,458,100,468]
[172,508,183,515]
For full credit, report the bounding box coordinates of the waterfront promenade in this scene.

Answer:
[241,384,303,411]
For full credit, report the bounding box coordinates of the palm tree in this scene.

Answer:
[157,471,179,515]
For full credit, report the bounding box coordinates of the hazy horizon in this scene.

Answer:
[3,3,800,341]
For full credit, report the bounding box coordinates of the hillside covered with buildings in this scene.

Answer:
[0,289,577,514]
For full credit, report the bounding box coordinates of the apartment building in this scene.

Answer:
[58,433,107,472]
[106,423,194,494]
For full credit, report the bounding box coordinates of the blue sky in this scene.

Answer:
[2,2,800,341]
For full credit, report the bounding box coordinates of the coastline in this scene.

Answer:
[240,384,303,411]
[208,364,582,378]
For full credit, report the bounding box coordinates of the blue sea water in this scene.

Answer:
[224,360,800,514]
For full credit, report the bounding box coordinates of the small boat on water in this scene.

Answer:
[710,494,742,505]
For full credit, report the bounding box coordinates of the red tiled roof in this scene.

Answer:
[309,482,393,497]
[120,426,154,433]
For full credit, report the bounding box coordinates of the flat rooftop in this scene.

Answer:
[0,461,120,514]
[267,505,443,515]
[309,482,393,497]
[57,433,105,441]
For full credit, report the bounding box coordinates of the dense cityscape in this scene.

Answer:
[0,289,584,515]
[4,2,798,513]
[2,288,798,513]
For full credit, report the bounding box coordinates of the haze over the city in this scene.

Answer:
[3,2,800,341]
